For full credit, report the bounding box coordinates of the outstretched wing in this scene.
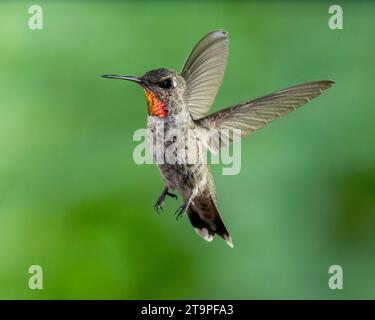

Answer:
[181,30,229,120]
[196,80,334,152]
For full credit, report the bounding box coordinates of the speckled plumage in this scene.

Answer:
[145,82,231,245]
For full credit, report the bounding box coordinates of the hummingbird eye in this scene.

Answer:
[160,78,174,89]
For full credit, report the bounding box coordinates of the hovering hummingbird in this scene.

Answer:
[102,30,334,248]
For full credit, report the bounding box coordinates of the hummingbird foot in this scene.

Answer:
[166,191,178,199]
[154,198,164,213]
[174,193,194,220]
[154,187,178,213]
[174,203,188,220]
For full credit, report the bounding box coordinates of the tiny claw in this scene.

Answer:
[167,191,178,200]
[154,201,164,214]
[174,203,187,220]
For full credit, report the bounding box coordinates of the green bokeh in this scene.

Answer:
[0,1,374,299]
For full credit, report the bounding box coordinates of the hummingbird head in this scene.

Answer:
[102,68,186,119]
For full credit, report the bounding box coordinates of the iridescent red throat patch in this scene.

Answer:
[144,90,168,118]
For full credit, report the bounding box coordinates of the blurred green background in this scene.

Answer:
[0,1,374,299]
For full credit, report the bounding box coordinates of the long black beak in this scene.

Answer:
[101,74,143,84]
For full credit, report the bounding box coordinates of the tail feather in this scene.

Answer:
[187,194,233,248]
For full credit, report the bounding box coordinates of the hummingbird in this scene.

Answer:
[102,30,334,248]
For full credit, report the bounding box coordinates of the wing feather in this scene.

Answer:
[181,30,229,120]
[196,80,334,151]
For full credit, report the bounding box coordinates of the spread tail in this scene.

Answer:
[187,194,233,248]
